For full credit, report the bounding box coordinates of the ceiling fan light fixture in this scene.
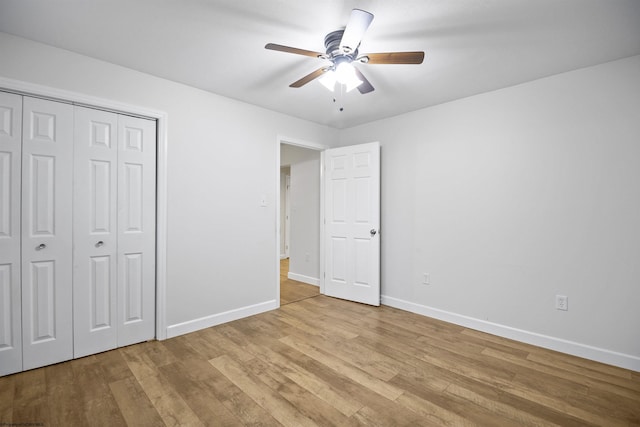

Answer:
[319,64,363,93]
[336,62,363,92]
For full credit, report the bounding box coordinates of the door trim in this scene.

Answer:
[276,135,328,306]
[0,76,169,340]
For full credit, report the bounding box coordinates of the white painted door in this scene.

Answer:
[117,115,156,346]
[73,106,119,358]
[21,97,74,370]
[0,91,23,376]
[324,142,380,306]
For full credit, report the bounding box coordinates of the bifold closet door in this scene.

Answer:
[73,109,156,356]
[21,97,74,371]
[0,92,23,376]
[117,115,156,347]
[73,106,118,358]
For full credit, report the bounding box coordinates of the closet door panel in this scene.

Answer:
[73,106,118,358]
[21,97,73,370]
[117,115,156,346]
[0,92,23,376]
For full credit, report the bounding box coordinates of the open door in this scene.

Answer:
[323,142,380,306]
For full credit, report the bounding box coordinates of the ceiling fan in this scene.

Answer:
[265,9,424,94]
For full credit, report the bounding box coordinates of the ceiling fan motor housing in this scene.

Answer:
[324,30,358,66]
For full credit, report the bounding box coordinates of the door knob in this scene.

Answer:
[37,243,46,250]
[96,241,104,247]
[370,229,377,236]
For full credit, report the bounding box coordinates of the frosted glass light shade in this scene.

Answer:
[319,63,363,93]
[319,71,337,91]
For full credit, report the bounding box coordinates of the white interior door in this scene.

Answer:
[21,97,74,370]
[117,115,156,347]
[73,106,119,358]
[324,142,380,306]
[0,91,23,376]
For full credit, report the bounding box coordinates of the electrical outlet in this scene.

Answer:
[556,295,568,311]
[422,273,430,285]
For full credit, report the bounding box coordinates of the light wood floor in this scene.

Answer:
[2,296,639,426]
[280,258,319,305]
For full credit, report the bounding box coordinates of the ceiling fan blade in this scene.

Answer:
[353,67,374,94]
[340,9,374,53]
[290,68,328,88]
[265,43,324,59]
[363,51,425,65]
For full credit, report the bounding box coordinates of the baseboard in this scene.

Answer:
[381,295,640,372]
[165,299,278,338]
[280,254,288,260]
[287,272,320,287]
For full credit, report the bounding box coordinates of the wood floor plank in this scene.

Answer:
[242,339,364,417]
[526,351,640,392]
[284,325,397,382]
[139,340,179,368]
[167,356,279,427]
[70,356,128,427]
[3,292,639,426]
[235,315,294,340]
[200,327,254,363]
[179,330,228,361]
[281,303,360,340]
[45,362,90,426]
[12,368,48,426]
[394,391,475,427]
[176,355,282,427]
[396,371,538,426]
[159,360,244,427]
[276,380,360,427]
[240,350,359,426]
[98,348,136,383]
[483,346,640,417]
[0,375,15,424]
[210,354,317,427]
[443,381,583,427]
[109,377,165,427]
[138,373,204,426]
[120,344,164,381]
[279,334,403,401]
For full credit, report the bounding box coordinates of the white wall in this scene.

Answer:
[281,145,321,285]
[339,55,640,370]
[0,32,338,335]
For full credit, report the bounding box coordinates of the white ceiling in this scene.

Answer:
[1,0,639,129]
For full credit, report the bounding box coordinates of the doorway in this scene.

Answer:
[277,138,326,306]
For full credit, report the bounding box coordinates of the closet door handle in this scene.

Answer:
[37,243,46,250]
[96,241,104,247]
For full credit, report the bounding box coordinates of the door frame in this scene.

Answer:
[276,135,328,306]
[0,76,170,340]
